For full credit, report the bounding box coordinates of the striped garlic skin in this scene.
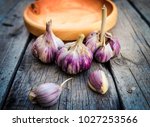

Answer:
[94,43,114,63]
[32,20,64,63]
[88,70,109,94]
[94,33,121,63]
[56,34,93,74]
[85,31,101,54]
[109,37,121,57]
[30,83,62,107]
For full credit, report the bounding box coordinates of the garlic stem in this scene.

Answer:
[70,34,85,51]
[60,78,73,87]
[45,19,54,43]
[76,34,85,45]
[46,20,52,33]
[100,5,107,46]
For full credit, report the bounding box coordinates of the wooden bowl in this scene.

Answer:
[23,0,118,41]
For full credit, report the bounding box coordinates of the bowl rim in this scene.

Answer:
[23,0,118,40]
[24,0,117,31]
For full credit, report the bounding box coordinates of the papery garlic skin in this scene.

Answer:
[56,34,93,74]
[85,4,121,63]
[85,31,101,53]
[32,20,64,63]
[94,33,121,63]
[88,70,109,94]
[29,78,72,107]
[29,83,62,107]
[94,43,114,63]
[109,37,121,57]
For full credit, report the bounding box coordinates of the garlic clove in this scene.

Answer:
[29,83,61,107]
[88,70,109,94]
[94,43,114,63]
[56,34,93,74]
[41,94,61,107]
[35,83,61,100]
[37,88,62,107]
[32,20,64,63]
[29,78,72,107]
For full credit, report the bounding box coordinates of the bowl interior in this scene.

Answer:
[25,0,113,30]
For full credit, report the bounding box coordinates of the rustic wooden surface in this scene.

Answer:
[110,0,150,109]
[0,0,20,22]
[129,0,150,25]
[3,41,120,110]
[0,0,32,109]
[0,0,150,110]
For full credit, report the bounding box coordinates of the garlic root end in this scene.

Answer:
[28,90,37,104]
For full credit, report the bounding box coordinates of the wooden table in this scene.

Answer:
[0,0,150,110]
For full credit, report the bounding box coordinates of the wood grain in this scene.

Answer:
[0,0,32,108]
[1,0,150,110]
[3,41,120,110]
[109,0,150,109]
[0,0,21,22]
[128,0,150,25]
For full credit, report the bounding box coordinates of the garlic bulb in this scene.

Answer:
[32,20,64,63]
[95,33,120,63]
[85,5,120,63]
[29,78,72,107]
[88,70,109,94]
[56,34,93,74]
[85,5,107,54]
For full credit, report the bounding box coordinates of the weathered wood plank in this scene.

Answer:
[4,41,120,110]
[3,0,150,110]
[0,0,32,109]
[0,0,20,22]
[128,0,150,25]
[109,0,150,109]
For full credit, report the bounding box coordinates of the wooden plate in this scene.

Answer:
[23,0,118,41]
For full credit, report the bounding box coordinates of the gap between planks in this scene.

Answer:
[1,34,32,109]
[0,0,33,109]
[110,0,150,109]
[127,0,150,27]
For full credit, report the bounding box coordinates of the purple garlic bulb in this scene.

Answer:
[85,5,106,54]
[32,20,64,63]
[85,31,101,54]
[94,33,121,63]
[56,34,93,74]
[85,5,121,63]
[29,78,72,107]
[88,70,109,94]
